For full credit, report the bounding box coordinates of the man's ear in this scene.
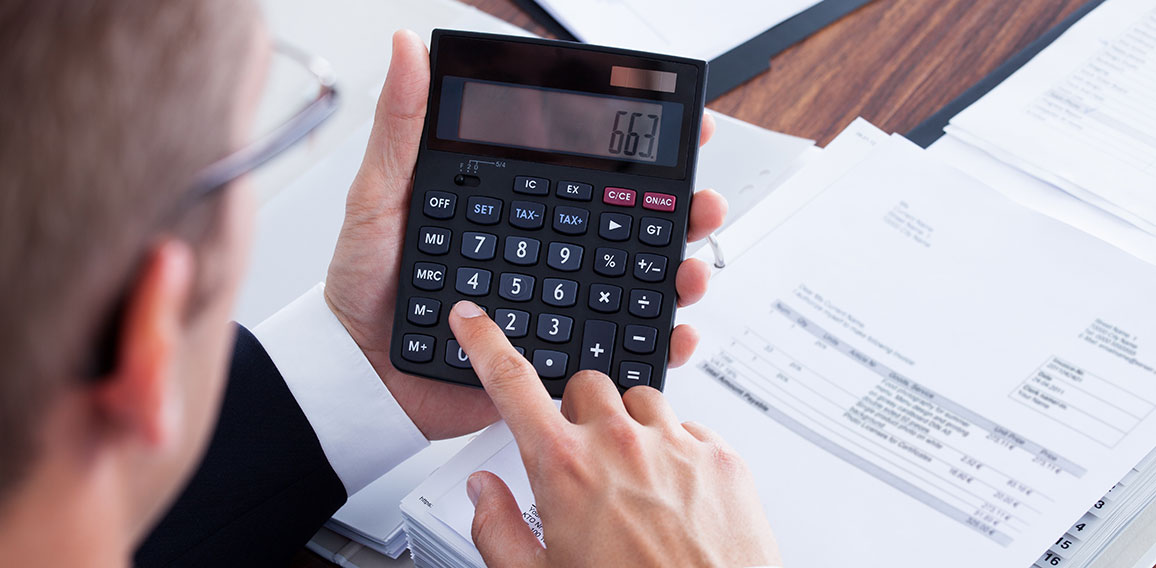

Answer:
[94,240,196,448]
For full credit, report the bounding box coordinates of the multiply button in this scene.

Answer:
[413,262,446,291]
[466,196,502,225]
[642,192,676,212]
[514,176,549,195]
[579,320,617,374]
[553,206,589,235]
[588,284,622,313]
[603,187,636,207]
[639,217,673,247]
[509,201,546,229]
[633,253,667,283]
[557,181,592,201]
[401,334,435,363]
[629,289,662,318]
[423,191,456,219]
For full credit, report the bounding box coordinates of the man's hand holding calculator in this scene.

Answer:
[325,30,780,565]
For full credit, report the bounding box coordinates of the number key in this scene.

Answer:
[536,313,573,343]
[547,242,583,271]
[498,273,535,302]
[455,267,492,296]
[494,309,530,338]
[504,236,540,265]
[461,232,497,260]
[543,278,579,307]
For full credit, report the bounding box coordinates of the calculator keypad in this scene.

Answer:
[398,166,685,396]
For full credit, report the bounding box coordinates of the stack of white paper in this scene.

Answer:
[400,118,1156,568]
[946,0,1156,237]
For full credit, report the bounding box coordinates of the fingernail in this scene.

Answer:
[454,300,485,319]
[467,473,483,506]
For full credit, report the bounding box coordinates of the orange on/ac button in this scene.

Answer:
[642,192,676,212]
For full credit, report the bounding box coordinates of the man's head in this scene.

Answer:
[0,0,266,550]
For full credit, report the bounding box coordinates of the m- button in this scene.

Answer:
[642,192,676,212]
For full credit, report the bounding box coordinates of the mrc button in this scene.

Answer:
[603,187,636,207]
[412,262,446,290]
[642,192,676,212]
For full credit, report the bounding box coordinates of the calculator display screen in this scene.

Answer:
[438,77,684,166]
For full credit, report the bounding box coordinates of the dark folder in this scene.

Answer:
[513,0,875,101]
[907,0,1108,148]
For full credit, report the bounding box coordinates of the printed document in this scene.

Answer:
[948,0,1156,232]
[670,137,1156,567]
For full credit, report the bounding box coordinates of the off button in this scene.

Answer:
[642,192,676,212]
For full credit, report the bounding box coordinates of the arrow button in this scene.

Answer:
[599,212,632,241]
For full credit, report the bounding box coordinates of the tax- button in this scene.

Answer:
[401,334,435,363]
[466,196,502,225]
[509,201,546,230]
[603,187,636,207]
[553,206,589,235]
[557,181,593,201]
[639,217,673,247]
[423,191,456,219]
[413,262,446,291]
[514,176,549,195]
[642,192,676,212]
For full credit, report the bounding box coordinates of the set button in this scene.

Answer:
[467,196,502,224]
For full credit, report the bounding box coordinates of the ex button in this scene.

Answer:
[557,181,593,201]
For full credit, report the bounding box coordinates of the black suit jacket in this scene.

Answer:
[135,325,348,567]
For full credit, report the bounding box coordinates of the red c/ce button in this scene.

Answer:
[642,192,676,212]
[603,187,637,207]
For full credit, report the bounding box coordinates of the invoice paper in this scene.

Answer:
[948,0,1156,232]
[531,0,820,61]
[669,137,1156,567]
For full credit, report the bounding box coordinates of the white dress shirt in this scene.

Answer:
[253,283,429,495]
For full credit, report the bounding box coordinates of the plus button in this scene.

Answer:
[589,343,605,358]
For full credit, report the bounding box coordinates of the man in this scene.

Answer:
[0,2,782,566]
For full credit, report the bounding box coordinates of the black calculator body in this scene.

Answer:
[390,30,707,397]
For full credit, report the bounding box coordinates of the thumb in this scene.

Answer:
[350,28,429,222]
[468,471,545,567]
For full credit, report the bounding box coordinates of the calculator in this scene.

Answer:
[390,30,707,397]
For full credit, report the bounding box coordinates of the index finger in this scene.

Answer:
[448,301,565,443]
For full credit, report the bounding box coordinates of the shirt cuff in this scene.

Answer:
[252,283,429,495]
